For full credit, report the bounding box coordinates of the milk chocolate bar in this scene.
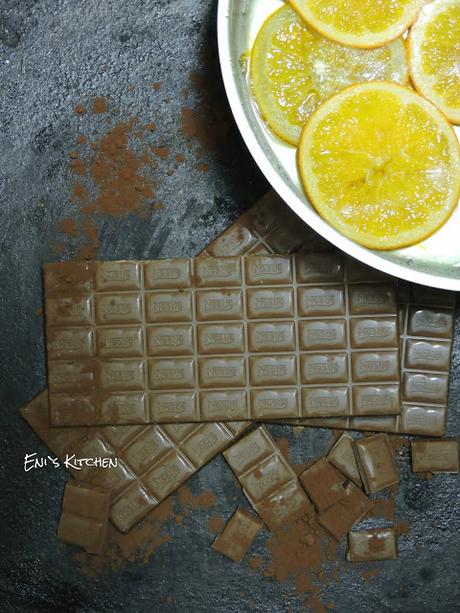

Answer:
[20,391,249,532]
[44,253,400,426]
[211,507,263,562]
[280,283,455,436]
[347,528,397,562]
[317,482,373,541]
[57,480,111,555]
[28,190,450,436]
[353,434,399,494]
[411,439,459,473]
[223,426,312,530]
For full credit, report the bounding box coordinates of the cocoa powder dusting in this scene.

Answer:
[85,119,155,216]
[58,218,79,238]
[154,146,170,160]
[275,437,291,463]
[248,555,263,571]
[208,515,225,534]
[92,96,107,114]
[74,485,217,577]
[179,71,232,163]
[60,98,166,258]
[256,507,342,608]
[74,104,86,115]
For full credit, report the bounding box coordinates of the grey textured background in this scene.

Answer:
[0,1,459,611]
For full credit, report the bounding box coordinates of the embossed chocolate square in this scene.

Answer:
[353,434,399,494]
[57,480,111,556]
[347,528,397,562]
[327,433,363,488]
[44,253,401,426]
[211,507,263,562]
[411,439,459,474]
[299,458,347,511]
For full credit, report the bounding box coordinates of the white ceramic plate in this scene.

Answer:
[217,0,460,290]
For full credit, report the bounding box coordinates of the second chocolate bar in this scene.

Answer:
[44,253,400,426]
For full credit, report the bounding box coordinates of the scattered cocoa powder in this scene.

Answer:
[61,100,163,258]
[208,514,225,534]
[152,82,161,91]
[361,568,380,582]
[368,534,386,554]
[395,521,411,537]
[34,307,43,317]
[92,96,107,114]
[74,104,86,115]
[368,493,396,522]
[58,218,79,238]
[260,508,334,603]
[275,437,291,463]
[69,158,86,176]
[179,71,233,161]
[50,243,65,254]
[177,485,216,510]
[248,555,263,571]
[74,485,217,578]
[154,146,170,160]
[195,162,210,173]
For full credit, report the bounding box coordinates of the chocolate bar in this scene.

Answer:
[326,433,363,488]
[43,253,400,426]
[57,480,111,555]
[299,458,347,511]
[279,282,455,436]
[347,528,397,561]
[20,391,249,532]
[211,507,263,562]
[317,482,373,541]
[223,426,312,530]
[24,191,452,438]
[353,434,399,494]
[411,439,459,473]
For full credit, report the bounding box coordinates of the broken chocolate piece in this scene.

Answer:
[317,482,373,541]
[327,433,363,488]
[347,528,397,561]
[299,458,347,511]
[57,480,111,555]
[211,507,263,562]
[353,434,399,494]
[411,439,459,474]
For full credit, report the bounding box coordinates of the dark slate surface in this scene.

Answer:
[0,1,459,611]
